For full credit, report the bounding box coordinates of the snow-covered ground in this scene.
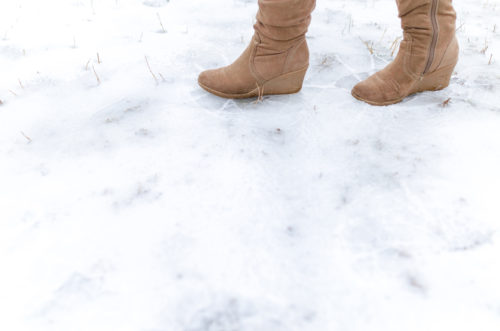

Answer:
[1,0,500,330]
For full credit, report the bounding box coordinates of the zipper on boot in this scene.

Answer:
[423,0,439,75]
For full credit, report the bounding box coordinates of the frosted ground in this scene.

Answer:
[1,0,500,330]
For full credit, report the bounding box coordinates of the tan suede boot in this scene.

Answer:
[198,0,316,99]
[352,0,459,106]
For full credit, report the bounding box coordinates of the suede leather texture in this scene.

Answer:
[352,0,458,105]
[198,0,315,97]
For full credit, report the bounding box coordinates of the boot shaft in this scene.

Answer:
[397,0,456,36]
[255,0,316,42]
[396,0,457,75]
[252,0,315,72]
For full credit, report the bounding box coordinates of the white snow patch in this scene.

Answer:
[1,0,500,330]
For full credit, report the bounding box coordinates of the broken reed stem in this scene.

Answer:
[145,56,159,84]
[97,52,101,64]
[85,59,91,70]
[157,13,166,33]
[92,65,101,84]
[488,54,493,65]
[441,97,451,107]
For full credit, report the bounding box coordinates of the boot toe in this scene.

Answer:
[198,68,241,96]
[352,74,401,106]
[351,79,385,105]
[198,66,259,98]
[352,80,376,103]
[198,69,218,91]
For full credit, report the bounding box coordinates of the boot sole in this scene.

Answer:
[198,67,308,99]
[351,64,456,106]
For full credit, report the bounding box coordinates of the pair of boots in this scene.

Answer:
[198,0,459,106]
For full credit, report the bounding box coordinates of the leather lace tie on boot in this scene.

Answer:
[198,0,316,99]
[352,0,459,106]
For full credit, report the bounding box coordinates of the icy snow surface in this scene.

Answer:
[1,0,500,330]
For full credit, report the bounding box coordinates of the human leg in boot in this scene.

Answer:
[198,0,316,99]
[352,0,459,106]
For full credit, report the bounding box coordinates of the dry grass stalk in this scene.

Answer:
[488,54,493,65]
[441,97,451,107]
[92,65,101,84]
[390,36,402,57]
[378,28,387,44]
[145,56,159,84]
[480,40,488,54]
[253,84,264,103]
[97,52,101,64]
[20,131,32,143]
[360,38,374,55]
[18,79,24,89]
[157,13,166,33]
